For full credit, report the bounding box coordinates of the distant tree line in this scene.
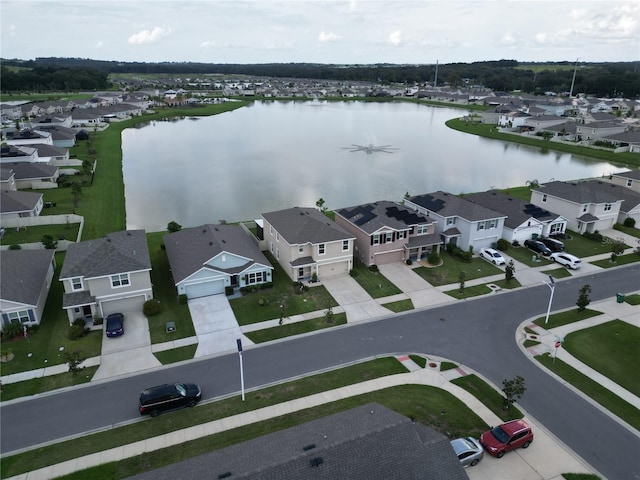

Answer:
[1,57,638,98]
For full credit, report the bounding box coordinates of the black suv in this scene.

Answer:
[539,237,565,252]
[139,382,202,417]
[524,239,552,256]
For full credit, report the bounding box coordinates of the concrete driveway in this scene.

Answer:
[188,295,254,357]
[320,275,391,322]
[378,262,453,308]
[93,311,161,380]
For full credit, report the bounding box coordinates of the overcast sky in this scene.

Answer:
[1,1,638,65]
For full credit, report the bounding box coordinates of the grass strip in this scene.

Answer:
[451,374,524,421]
[244,314,347,343]
[0,367,99,402]
[532,308,600,329]
[382,298,414,312]
[153,345,197,365]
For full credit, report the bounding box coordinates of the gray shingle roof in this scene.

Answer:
[533,180,624,204]
[0,190,42,213]
[163,224,272,284]
[589,180,640,213]
[125,403,467,480]
[1,250,54,306]
[2,162,58,181]
[408,191,505,222]
[262,207,354,244]
[60,230,150,280]
[336,200,431,234]
[465,190,558,229]
[613,169,640,180]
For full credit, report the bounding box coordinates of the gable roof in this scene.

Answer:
[1,250,54,306]
[465,190,559,228]
[0,190,42,213]
[408,191,505,222]
[60,230,150,280]
[262,207,354,244]
[336,200,431,234]
[3,162,58,181]
[612,169,640,181]
[588,180,640,213]
[533,180,624,204]
[125,403,467,480]
[163,224,272,283]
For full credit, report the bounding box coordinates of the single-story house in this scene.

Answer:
[0,168,17,190]
[334,200,441,266]
[59,230,153,323]
[1,162,59,189]
[5,129,53,146]
[163,224,274,299]
[0,145,38,164]
[0,189,44,221]
[0,250,56,332]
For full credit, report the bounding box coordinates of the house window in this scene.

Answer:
[446,217,456,226]
[270,241,274,253]
[582,204,588,213]
[246,271,265,285]
[417,225,429,234]
[276,248,280,260]
[269,225,273,235]
[385,232,393,242]
[111,273,130,288]
[398,231,406,239]
[299,245,304,254]
[71,277,83,291]
[488,219,497,229]
[373,234,380,245]
[276,233,280,242]
[604,203,612,212]
[318,243,326,255]
[342,240,349,251]
[542,194,547,203]
[550,223,563,234]
[5,310,32,325]
[477,222,485,231]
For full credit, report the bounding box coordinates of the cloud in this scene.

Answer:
[128,26,173,45]
[499,32,517,46]
[94,41,103,48]
[8,24,16,37]
[318,30,340,42]
[388,30,402,46]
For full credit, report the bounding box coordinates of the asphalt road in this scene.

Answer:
[1,264,639,479]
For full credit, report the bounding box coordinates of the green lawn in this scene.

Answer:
[532,308,601,329]
[0,223,80,246]
[445,278,521,299]
[560,231,627,258]
[563,320,640,396]
[349,260,402,298]
[541,267,572,279]
[613,223,640,238]
[244,313,347,343]
[0,366,99,402]
[504,245,554,267]
[591,252,640,268]
[451,374,524,421]
[153,345,197,365]
[413,254,502,286]
[536,354,640,430]
[382,298,414,312]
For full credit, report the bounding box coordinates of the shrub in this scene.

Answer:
[41,234,58,249]
[405,258,413,265]
[623,217,636,228]
[178,294,188,305]
[582,230,603,242]
[68,322,89,340]
[225,286,234,296]
[446,242,455,254]
[368,264,379,273]
[427,248,440,265]
[167,221,182,233]
[8,244,21,250]
[2,322,23,339]
[143,299,162,316]
[511,240,520,247]
[496,238,509,251]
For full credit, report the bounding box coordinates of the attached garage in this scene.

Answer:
[100,295,146,317]
[184,280,225,299]
[317,260,350,279]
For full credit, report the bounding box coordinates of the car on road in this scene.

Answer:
[550,252,582,269]
[524,239,552,256]
[105,313,124,337]
[450,436,484,467]
[480,419,533,458]
[540,237,565,252]
[139,382,202,417]
[479,247,506,265]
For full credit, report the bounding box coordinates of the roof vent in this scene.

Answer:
[209,241,213,246]
[218,472,232,479]
[222,239,226,243]
[203,229,207,233]
[302,444,316,451]
[309,457,324,467]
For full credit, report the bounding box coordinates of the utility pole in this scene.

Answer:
[569,58,579,98]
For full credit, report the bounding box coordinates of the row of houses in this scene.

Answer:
[3,169,639,332]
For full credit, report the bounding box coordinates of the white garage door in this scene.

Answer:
[185,280,224,299]
[101,295,146,317]
[317,260,350,279]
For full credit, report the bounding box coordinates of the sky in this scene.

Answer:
[1,0,638,65]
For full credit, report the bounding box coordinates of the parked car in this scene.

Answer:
[550,252,582,269]
[479,247,506,265]
[480,420,533,458]
[524,239,551,256]
[105,313,124,337]
[539,237,565,252]
[139,382,202,417]
[450,436,484,467]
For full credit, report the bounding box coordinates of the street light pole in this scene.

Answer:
[236,338,245,401]
[543,275,556,324]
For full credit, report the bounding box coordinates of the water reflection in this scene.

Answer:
[122,101,624,232]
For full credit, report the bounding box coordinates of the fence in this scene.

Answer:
[0,214,84,251]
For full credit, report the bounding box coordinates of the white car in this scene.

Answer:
[479,248,506,265]
[550,252,582,269]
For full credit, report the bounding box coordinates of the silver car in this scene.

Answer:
[450,436,484,467]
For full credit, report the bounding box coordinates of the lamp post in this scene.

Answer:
[543,275,556,324]
[236,338,245,401]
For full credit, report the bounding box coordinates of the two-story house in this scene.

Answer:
[59,230,153,323]
[530,181,624,234]
[602,169,640,193]
[334,201,440,266]
[260,207,355,282]
[164,224,274,299]
[405,191,506,251]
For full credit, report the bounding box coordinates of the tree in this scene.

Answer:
[576,284,592,311]
[316,197,327,212]
[62,351,86,375]
[541,131,554,141]
[502,375,526,409]
[167,221,182,232]
[609,238,625,261]
[525,179,539,189]
[71,182,82,210]
[458,270,466,293]
[41,234,58,250]
[505,260,515,283]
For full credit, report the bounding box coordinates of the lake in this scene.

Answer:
[122,101,624,232]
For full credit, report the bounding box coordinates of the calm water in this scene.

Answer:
[122,101,624,231]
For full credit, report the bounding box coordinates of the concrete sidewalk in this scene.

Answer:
[4,356,596,480]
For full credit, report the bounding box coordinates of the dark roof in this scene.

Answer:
[408,191,505,222]
[262,207,354,244]
[1,250,54,306]
[163,224,272,283]
[465,190,559,228]
[30,143,68,157]
[336,200,431,234]
[60,230,150,280]
[0,145,34,159]
[0,190,42,213]
[613,169,640,181]
[588,181,640,213]
[2,162,58,181]
[125,403,467,480]
[62,290,96,309]
[5,129,50,141]
[533,180,625,204]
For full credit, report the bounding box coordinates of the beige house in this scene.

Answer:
[59,230,153,323]
[335,200,441,266]
[603,169,640,193]
[260,207,355,282]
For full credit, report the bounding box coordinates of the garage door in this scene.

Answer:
[317,260,349,279]
[100,295,146,317]
[185,280,224,299]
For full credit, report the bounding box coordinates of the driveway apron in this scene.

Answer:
[320,275,390,322]
[378,263,452,308]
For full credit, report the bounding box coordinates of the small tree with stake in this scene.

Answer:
[576,284,592,311]
[505,260,515,283]
[502,375,526,409]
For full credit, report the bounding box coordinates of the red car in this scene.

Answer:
[480,419,533,458]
